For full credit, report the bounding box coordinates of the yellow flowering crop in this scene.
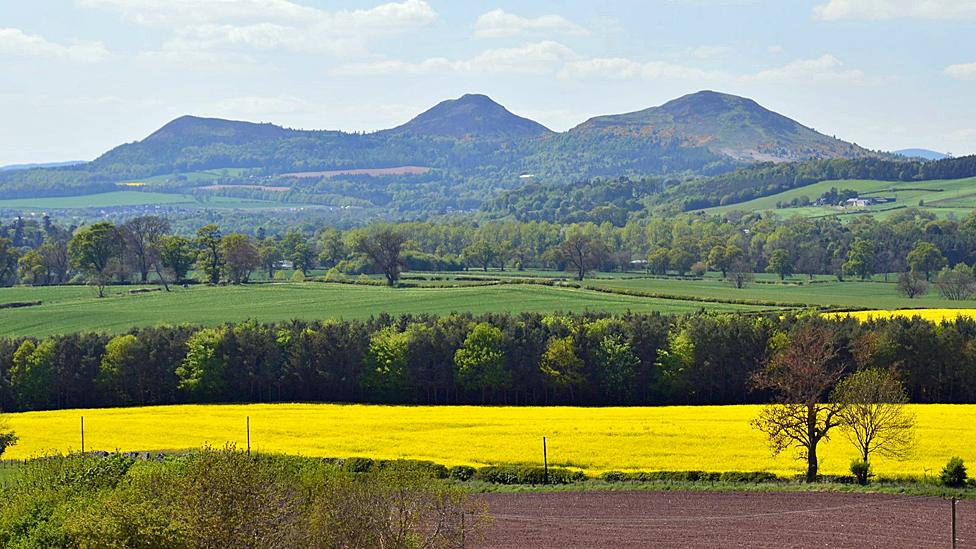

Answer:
[828,309,976,323]
[4,404,973,477]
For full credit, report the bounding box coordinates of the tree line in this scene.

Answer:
[4,205,976,291]
[1,312,975,413]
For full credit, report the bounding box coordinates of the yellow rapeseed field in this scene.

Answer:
[3,404,973,477]
[829,309,976,323]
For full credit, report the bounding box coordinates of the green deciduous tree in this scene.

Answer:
[454,323,508,403]
[194,225,224,284]
[540,336,585,402]
[354,226,407,286]
[843,239,876,280]
[906,241,946,281]
[159,235,195,285]
[69,222,124,297]
[765,249,794,280]
[176,328,228,401]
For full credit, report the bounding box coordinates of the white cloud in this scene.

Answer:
[753,54,865,83]
[813,0,976,20]
[332,41,578,76]
[559,57,724,80]
[76,0,438,56]
[331,41,726,82]
[945,62,976,80]
[474,8,589,38]
[0,28,108,63]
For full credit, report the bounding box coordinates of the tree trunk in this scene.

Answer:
[806,404,818,482]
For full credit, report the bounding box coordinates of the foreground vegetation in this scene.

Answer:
[3,403,974,477]
[0,447,485,548]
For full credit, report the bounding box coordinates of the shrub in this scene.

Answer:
[290,270,305,283]
[849,459,872,485]
[475,466,585,485]
[600,471,627,482]
[342,457,375,473]
[374,459,447,479]
[941,457,968,487]
[718,471,778,483]
[598,470,776,484]
[449,465,477,482]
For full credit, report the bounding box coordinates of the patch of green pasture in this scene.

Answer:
[0,282,764,337]
[705,176,976,219]
[588,276,976,309]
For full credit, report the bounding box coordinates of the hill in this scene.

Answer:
[0,160,86,172]
[895,148,949,161]
[386,93,552,139]
[0,91,890,216]
[570,91,873,162]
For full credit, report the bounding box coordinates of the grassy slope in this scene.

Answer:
[587,276,976,310]
[0,282,762,338]
[704,176,976,219]
[5,403,973,477]
[0,191,295,210]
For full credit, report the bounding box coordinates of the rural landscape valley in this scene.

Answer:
[2,1,975,547]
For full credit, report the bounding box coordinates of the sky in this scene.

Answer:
[0,0,974,165]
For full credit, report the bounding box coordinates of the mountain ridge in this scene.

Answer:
[571,90,872,162]
[0,90,887,201]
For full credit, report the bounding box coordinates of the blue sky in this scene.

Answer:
[1,0,974,165]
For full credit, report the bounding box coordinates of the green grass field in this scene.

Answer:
[0,282,764,337]
[705,176,976,219]
[587,275,976,310]
[0,191,301,211]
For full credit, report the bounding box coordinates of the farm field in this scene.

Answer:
[0,282,764,337]
[831,308,976,323]
[704,176,976,219]
[587,276,976,310]
[4,403,973,477]
[0,190,296,210]
[482,491,976,548]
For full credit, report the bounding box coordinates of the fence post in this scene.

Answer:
[543,436,548,484]
[952,496,957,549]
[81,416,85,454]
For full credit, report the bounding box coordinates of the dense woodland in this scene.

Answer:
[0,312,974,412]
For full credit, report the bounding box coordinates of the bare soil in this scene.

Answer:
[478,490,974,548]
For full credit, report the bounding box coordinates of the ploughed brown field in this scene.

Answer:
[478,491,974,548]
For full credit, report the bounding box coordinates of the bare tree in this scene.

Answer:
[556,232,609,281]
[752,323,848,482]
[121,216,171,283]
[897,271,928,299]
[832,368,915,482]
[728,259,754,289]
